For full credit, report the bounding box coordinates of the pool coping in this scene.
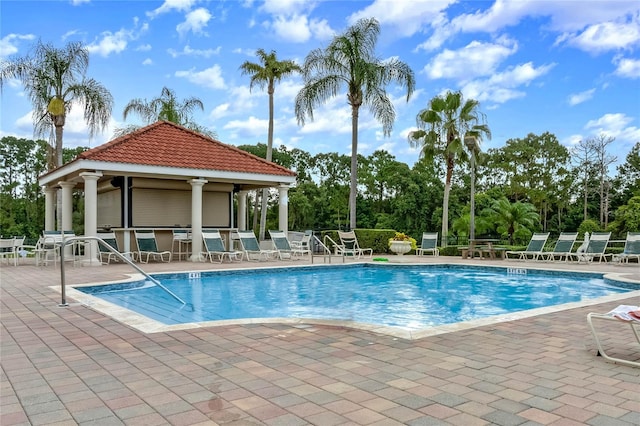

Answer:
[53,261,640,340]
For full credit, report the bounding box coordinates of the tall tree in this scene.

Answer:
[408,90,490,246]
[116,86,215,138]
[240,49,301,240]
[589,134,616,228]
[572,139,597,221]
[295,17,415,230]
[0,40,113,170]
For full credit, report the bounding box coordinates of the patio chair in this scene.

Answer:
[0,237,17,266]
[416,232,439,256]
[237,230,277,261]
[337,230,373,259]
[506,232,550,261]
[171,229,192,261]
[613,232,640,264]
[33,230,76,266]
[587,305,640,368]
[201,230,241,263]
[134,230,171,263]
[572,232,612,264]
[98,232,135,264]
[269,230,299,260]
[290,231,312,258]
[544,232,578,262]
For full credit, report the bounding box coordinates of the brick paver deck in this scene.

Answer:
[1,256,639,425]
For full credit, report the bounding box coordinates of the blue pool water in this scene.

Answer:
[77,264,635,330]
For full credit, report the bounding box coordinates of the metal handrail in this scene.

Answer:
[315,234,345,264]
[59,236,187,307]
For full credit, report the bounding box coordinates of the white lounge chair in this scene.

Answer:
[269,230,299,260]
[237,230,277,261]
[134,230,171,263]
[290,231,312,258]
[613,232,640,264]
[572,232,612,263]
[587,305,640,368]
[506,232,549,261]
[416,232,439,256]
[337,230,373,259]
[544,232,578,262]
[201,230,241,263]
[98,232,135,264]
[0,237,17,266]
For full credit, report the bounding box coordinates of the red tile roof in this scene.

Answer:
[76,121,296,177]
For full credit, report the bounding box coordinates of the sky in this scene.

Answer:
[1,0,639,171]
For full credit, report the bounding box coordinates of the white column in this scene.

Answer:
[58,181,76,258]
[80,172,102,265]
[237,190,248,230]
[189,178,208,262]
[278,184,289,234]
[44,187,56,231]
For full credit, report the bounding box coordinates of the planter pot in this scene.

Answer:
[390,240,412,256]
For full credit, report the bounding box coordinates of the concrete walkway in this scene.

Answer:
[1,256,639,425]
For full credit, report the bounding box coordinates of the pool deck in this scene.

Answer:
[2,256,639,425]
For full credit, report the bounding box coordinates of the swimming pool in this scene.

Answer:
[75,264,637,337]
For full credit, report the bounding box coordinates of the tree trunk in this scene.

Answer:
[259,85,276,241]
[441,156,454,246]
[252,190,259,231]
[349,104,359,230]
[55,122,64,229]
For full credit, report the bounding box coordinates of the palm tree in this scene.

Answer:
[0,40,113,169]
[295,17,415,230]
[240,49,301,241]
[408,90,490,246]
[484,197,539,245]
[115,86,216,139]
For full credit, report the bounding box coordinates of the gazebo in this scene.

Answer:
[38,121,297,263]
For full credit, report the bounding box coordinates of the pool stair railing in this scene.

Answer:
[314,234,346,264]
[58,236,188,308]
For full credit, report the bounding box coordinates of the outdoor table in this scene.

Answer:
[463,239,501,259]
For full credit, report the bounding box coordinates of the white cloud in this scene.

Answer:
[0,33,35,59]
[142,58,153,66]
[177,7,212,36]
[210,103,230,120]
[223,116,268,139]
[147,0,198,18]
[167,45,221,58]
[461,62,555,104]
[585,113,640,141]
[349,0,454,38]
[562,17,640,53]
[271,14,312,42]
[257,0,333,42]
[260,0,309,15]
[423,37,518,80]
[175,65,226,89]
[567,89,596,106]
[136,44,152,52]
[416,0,640,53]
[86,20,148,58]
[86,29,130,57]
[614,57,640,79]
